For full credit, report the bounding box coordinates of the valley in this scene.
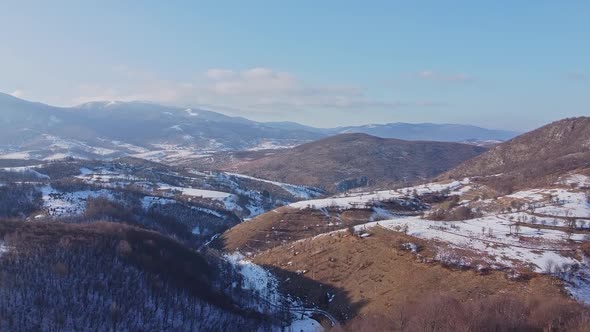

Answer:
[0,102,588,331]
[3,4,588,330]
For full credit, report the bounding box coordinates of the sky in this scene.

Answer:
[0,1,588,131]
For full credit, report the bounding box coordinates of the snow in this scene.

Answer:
[566,256,590,305]
[560,174,590,188]
[185,108,199,117]
[79,167,93,176]
[507,189,547,201]
[224,252,284,312]
[535,189,590,218]
[76,169,140,186]
[41,185,114,217]
[103,139,149,153]
[224,172,323,199]
[131,149,211,164]
[157,184,232,199]
[286,317,324,332]
[0,166,49,179]
[289,179,470,210]
[141,196,177,210]
[356,215,581,273]
[246,140,301,151]
[0,151,32,159]
[0,243,8,257]
[289,190,403,210]
[43,153,76,161]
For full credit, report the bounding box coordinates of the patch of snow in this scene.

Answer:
[224,252,285,313]
[0,243,8,257]
[224,172,323,199]
[507,189,547,201]
[535,189,590,218]
[185,108,199,117]
[0,151,32,159]
[559,174,590,188]
[141,196,177,210]
[41,185,114,217]
[289,179,469,210]
[79,167,93,176]
[0,166,49,179]
[286,317,324,332]
[357,215,582,273]
[43,153,76,161]
[157,184,232,199]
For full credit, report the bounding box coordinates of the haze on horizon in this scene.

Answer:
[1,0,588,131]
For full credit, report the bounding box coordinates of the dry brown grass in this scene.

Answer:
[252,227,573,325]
[218,206,378,253]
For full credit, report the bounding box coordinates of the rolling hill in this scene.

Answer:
[0,220,283,331]
[441,117,590,191]
[215,133,488,192]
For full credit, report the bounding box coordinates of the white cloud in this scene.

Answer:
[69,66,446,114]
[205,68,235,80]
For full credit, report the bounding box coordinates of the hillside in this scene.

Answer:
[0,221,282,331]
[216,133,487,192]
[218,170,590,329]
[0,157,325,250]
[442,117,590,191]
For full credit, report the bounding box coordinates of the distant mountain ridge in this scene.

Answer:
[331,122,519,142]
[0,92,516,163]
[0,92,323,161]
[263,121,519,142]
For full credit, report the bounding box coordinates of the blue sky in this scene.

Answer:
[1,1,588,130]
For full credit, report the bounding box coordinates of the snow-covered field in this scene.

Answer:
[560,174,590,188]
[289,178,469,210]
[356,215,583,272]
[41,185,114,217]
[0,151,33,159]
[224,172,323,200]
[156,183,232,199]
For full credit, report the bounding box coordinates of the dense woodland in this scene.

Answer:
[0,222,287,331]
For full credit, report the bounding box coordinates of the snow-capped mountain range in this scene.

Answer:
[0,92,518,163]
